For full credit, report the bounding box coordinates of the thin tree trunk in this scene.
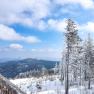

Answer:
[74,70,77,82]
[65,43,69,94]
[84,70,87,81]
[60,73,64,85]
[65,64,69,94]
[88,78,91,89]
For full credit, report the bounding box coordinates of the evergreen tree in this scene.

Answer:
[64,19,80,94]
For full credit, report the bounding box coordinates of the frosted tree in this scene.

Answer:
[64,19,81,94]
[54,62,59,75]
[41,66,48,77]
[69,39,82,83]
[59,54,65,84]
[83,34,94,89]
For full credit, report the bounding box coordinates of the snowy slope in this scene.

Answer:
[10,76,94,94]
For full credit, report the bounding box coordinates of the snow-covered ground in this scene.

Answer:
[10,76,94,94]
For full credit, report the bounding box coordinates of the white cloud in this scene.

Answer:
[79,0,94,9]
[55,0,94,9]
[0,0,51,27]
[31,48,62,60]
[0,24,41,43]
[23,36,41,43]
[37,20,47,31]
[48,19,67,32]
[0,24,21,40]
[31,48,61,52]
[0,47,62,60]
[80,22,94,32]
[0,0,93,30]
[9,43,23,49]
[29,0,51,20]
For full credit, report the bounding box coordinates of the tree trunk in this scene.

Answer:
[88,78,91,89]
[65,43,69,94]
[84,70,87,81]
[60,73,64,85]
[74,70,77,81]
[65,64,69,94]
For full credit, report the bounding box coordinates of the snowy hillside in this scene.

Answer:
[10,76,94,94]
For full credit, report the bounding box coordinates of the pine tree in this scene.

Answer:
[64,19,80,94]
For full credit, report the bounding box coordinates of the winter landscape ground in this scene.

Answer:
[10,75,94,94]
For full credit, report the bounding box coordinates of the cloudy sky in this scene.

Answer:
[0,0,94,61]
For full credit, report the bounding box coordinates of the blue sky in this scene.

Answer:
[0,0,94,60]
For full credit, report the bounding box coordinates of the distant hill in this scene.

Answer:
[0,58,59,78]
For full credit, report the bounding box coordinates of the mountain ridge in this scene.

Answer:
[0,58,59,78]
